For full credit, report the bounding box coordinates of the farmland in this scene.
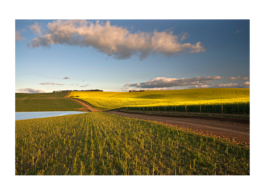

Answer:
[16,112,249,175]
[123,103,249,115]
[16,92,83,111]
[68,88,250,111]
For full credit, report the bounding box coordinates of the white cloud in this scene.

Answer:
[229,76,249,81]
[121,87,175,92]
[39,83,64,85]
[80,84,89,87]
[124,76,224,89]
[242,81,249,87]
[29,22,42,36]
[194,82,250,89]
[218,83,238,87]
[27,20,206,60]
[63,76,70,79]
[16,88,45,93]
[216,82,249,88]
[180,32,189,41]
[15,31,25,41]
[194,85,211,88]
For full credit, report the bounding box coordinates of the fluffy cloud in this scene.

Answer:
[63,76,70,79]
[216,82,249,88]
[194,85,211,88]
[229,76,248,81]
[39,83,64,85]
[218,83,238,87]
[27,20,206,60]
[123,80,250,91]
[242,81,249,87]
[29,22,42,36]
[16,88,45,93]
[15,31,25,41]
[124,76,224,89]
[122,87,175,92]
[80,84,89,87]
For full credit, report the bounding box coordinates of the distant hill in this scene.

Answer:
[68,88,250,110]
[15,92,82,111]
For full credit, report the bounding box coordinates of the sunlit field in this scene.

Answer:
[69,88,250,110]
[16,112,249,175]
[16,92,83,111]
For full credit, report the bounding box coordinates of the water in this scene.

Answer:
[15,111,87,121]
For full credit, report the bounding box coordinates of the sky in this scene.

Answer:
[15,20,249,92]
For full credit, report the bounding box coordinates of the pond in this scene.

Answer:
[15,111,87,121]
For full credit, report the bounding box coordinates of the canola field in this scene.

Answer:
[68,88,250,110]
[16,92,83,111]
[16,112,249,175]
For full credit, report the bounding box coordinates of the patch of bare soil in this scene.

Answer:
[107,111,250,146]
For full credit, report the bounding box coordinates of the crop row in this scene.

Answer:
[122,103,249,114]
[16,112,249,175]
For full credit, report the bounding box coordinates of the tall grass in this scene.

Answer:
[16,112,249,175]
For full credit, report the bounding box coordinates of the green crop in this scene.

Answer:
[125,103,249,115]
[15,92,82,111]
[16,112,249,175]
[16,92,69,98]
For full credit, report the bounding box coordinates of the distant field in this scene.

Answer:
[15,112,249,175]
[16,92,83,111]
[69,88,250,110]
[16,92,69,98]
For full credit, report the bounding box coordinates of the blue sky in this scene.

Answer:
[15,20,249,92]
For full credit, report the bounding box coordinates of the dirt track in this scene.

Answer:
[64,92,249,145]
[64,92,99,112]
[107,111,250,145]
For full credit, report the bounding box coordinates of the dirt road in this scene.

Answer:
[63,92,249,145]
[64,92,99,112]
[107,111,250,145]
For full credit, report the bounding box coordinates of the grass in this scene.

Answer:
[68,88,250,110]
[16,112,249,175]
[16,92,69,98]
[16,92,83,111]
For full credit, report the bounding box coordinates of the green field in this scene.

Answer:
[16,112,249,175]
[16,92,69,98]
[69,88,250,111]
[16,92,83,111]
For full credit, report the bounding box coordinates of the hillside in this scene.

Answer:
[69,88,250,110]
[16,92,83,111]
